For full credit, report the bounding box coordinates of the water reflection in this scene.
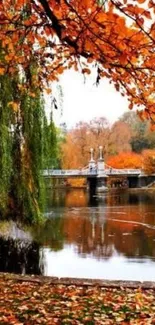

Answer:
[62,206,155,260]
[0,223,44,275]
[32,217,64,251]
[0,189,155,280]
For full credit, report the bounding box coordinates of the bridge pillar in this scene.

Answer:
[97,177,107,188]
[97,146,105,175]
[127,176,140,188]
[87,177,97,197]
[89,148,96,171]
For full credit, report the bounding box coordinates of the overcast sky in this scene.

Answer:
[48,69,132,128]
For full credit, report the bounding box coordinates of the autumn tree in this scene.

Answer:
[61,122,91,169]
[142,150,155,175]
[61,118,110,169]
[1,0,155,221]
[120,111,155,152]
[120,112,149,151]
[87,118,132,157]
[1,1,155,122]
[88,117,110,158]
[61,116,136,169]
[61,133,81,169]
[108,121,132,155]
[107,152,142,169]
[144,127,155,150]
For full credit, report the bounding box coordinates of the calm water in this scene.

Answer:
[1,189,155,281]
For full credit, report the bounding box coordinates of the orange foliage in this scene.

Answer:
[61,137,89,169]
[109,121,132,154]
[142,149,155,174]
[61,118,133,169]
[107,152,142,169]
[66,178,86,188]
[61,118,110,169]
[61,134,81,169]
[0,1,155,121]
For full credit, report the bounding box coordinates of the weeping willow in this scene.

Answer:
[10,88,46,222]
[0,2,60,223]
[0,67,53,223]
[0,74,13,215]
[43,113,60,170]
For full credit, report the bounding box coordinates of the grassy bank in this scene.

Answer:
[0,274,155,324]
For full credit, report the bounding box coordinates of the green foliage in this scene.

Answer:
[9,86,46,223]
[0,67,60,223]
[43,114,60,169]
[32,218,64,251]
[120,111,155,153]
[0,74,13,214]
[130,137,150,153]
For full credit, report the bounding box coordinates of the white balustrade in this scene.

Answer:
[43,169,97,176]
[43,168,142,177]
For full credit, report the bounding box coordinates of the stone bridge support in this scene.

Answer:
[138,175,155,188]
[97,177,107,188]
[127,175,155,188]
[127,177,139,188]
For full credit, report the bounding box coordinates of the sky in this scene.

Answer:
[47,69,132,128]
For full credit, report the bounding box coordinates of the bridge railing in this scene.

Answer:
[43,169,97,176]
[43,168,142,177]
[103,169,142,175]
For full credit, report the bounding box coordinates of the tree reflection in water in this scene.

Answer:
[1,189,155,276]
[61,189,155,261]
[32,217,64,251]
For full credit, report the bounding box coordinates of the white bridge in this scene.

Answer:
[43,147,150,189]
[43,168,142,178]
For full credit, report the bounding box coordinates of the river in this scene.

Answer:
[1,189,155,281]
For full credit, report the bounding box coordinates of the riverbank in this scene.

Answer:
[1,273,155,324]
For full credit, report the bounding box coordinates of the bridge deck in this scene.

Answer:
[43,169,142,178]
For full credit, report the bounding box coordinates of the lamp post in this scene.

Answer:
[97,145,105,174]
[89,148,96,171]
[99,145,103,161]
[90,148,94,162]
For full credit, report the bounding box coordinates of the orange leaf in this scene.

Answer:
[138,0,146,3]
[45,88,52,94]
[8,101,19,112]
[82,68,91,74]
[0,68,5,75]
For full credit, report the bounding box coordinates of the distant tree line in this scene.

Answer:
[59,112,155,175]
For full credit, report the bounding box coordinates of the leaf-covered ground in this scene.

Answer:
[0,275,155,324]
